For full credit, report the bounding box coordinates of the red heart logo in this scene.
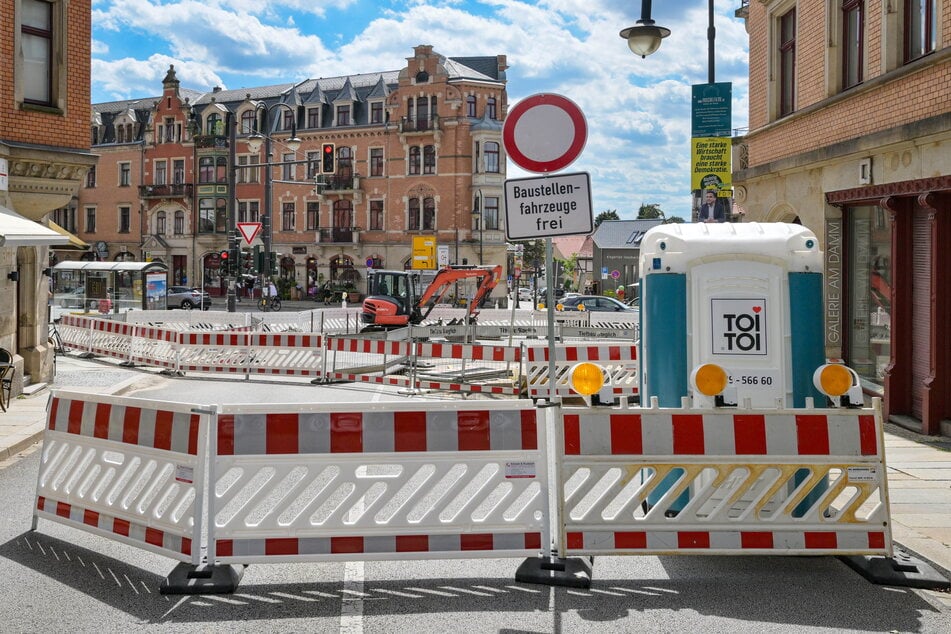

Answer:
[752,306,762,313]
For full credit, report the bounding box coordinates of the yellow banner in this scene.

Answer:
[691,137,732,192]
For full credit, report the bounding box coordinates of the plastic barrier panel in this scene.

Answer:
[34,392,208,564]
[554,401,891,557]
[525,344,639,400]
[412,341,521,396]
[245,332,323,377]
[130,324,180,370]
[324,336,413,386]
[210,401,547,563]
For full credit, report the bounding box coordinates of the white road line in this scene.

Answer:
[339,560,365,634]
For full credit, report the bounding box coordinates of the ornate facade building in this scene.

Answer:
[67,45,509,301]
[733,1,950,435]
[1,0,97,390]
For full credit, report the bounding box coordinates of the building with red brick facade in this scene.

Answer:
[65,45,509,303]
[1,0,96,390]
[733,0,950,435]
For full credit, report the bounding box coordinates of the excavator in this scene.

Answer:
[360,265,502,331]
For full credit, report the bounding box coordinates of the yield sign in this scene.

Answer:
[236,222,262,245]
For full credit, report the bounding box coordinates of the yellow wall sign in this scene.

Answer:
[691,137,732,192]
[412,235,437,270]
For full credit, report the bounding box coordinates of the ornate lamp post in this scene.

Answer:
[620,0,716,84]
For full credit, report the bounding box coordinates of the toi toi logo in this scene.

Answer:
[713,299,767,355]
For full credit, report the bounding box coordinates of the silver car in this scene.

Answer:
[166,286,212,310]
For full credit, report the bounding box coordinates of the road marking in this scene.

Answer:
[340,560,364,634]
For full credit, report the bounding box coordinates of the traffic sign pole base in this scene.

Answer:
[161,562,245,595]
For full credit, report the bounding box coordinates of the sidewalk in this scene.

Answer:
[2,363,950,582]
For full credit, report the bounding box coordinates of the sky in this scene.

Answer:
[90,0,750,221]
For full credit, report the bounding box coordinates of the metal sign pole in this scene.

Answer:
[545,237,557,404]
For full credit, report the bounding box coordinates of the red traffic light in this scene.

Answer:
[219,250,229,260]
[322,144,334,155]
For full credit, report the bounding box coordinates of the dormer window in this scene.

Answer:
[336,104,351,126]
[206,113,222,135]
[415,70,429,83]
[240,110,256,134]
[370,101,383,124]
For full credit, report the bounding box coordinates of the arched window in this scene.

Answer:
[484,141,500,173]
[422,197,435,231]
[487,97,497,120]
[466,95,476,117]
[156,211,166,235]
[207,113,222,135]
[409,146,421,175]
[174,210,185,235]
[408,198,421,230]
[423,145,436,174]
[240,110,256,135]
[198,157,215,183]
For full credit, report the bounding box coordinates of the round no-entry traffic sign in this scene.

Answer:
[503,93,587,173]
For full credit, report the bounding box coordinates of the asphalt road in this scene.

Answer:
[2,362,950,632]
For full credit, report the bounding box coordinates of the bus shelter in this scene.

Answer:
[51,261,168,315]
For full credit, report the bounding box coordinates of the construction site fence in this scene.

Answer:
[33,391,891,593]
[54,314,640,399]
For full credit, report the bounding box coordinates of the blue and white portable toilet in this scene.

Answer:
[638,222,826,409]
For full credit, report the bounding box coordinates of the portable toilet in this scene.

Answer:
[638,222,826,409]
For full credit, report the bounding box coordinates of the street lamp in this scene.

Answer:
[620,0,716,84]
[245,103,301,292]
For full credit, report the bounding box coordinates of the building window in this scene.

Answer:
[905,0,936,62]
[198,199,215,233]
[307,107,320,128]
[409,146,421,175]
[85,165,96,188]
[370,148,384,177]
[422,197,435,231]
[85,207,96,233]
[156,211,166,235]
[281,109,295,131]
[215,198,227,232]
[199,157,214,183]
[238,200,259,223]
[282,202,295,231]
[423,145,436,174]
[119,162,131,186]
[282,152,294,181]
[20,0,53,106]
[206,113,222,135]
[466,95,476,117]
[779,8,796,117]
[163,117,177,142]
[307,151,319,179]
[154,160,167,185]
[484,142,500,173]
[336,104,351,126]
[306,201,319,230]
[173,160,185,184]
[370,200,384,230]
[173,210,184,235]
[484,197,499,230]
[119,206,130,233]
[487,97,497,120]
[240,110,256,134]
[408,198,420,230]
[370,101,383,124]
[845,205,892,385]
[116,125,125,144]
[842,0,865,90]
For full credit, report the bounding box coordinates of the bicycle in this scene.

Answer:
[257,295,282,312]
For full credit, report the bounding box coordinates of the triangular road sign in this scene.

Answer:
[237,222,262,245]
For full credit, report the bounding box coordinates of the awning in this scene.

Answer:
[0,204,69,248]
[46,220,89,250]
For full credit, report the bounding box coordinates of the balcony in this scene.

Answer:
[315,175,360,193]
[398,115,441,135]
[193,134,229,150]
[316,227,362,244]
[139,183,194,199]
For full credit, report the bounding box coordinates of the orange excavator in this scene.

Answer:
[360,265,502,331]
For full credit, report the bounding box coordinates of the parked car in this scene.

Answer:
[166,286,212,310]
[557,295,638,312]
[537,287,567,300]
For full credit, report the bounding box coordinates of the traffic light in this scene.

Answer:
[219,250,230,274]
[270,252,279,276]
[255,246,264,273]
[321,143,335,174]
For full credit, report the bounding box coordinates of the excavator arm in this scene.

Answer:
[415,265,502,323]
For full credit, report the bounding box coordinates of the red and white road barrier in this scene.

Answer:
[553,402,891,557]
[525,343,639,400]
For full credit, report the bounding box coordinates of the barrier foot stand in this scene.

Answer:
[160,562,245,595]
[515,554,593,589]
[840,547,950,591]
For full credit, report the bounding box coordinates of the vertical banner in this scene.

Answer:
[691,82,733,221]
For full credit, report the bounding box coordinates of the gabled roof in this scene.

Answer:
[333,78,359,103]
[366,75,390,100]
[592,219,664,249]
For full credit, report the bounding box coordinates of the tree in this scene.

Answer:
[666,216,686,223]
[637,203,665,220]
[594,210,619,227]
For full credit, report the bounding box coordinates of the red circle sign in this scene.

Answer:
[503,93,587,173]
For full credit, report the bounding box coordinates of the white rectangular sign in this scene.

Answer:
[711,297,768,356]
[504,172,593,241]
